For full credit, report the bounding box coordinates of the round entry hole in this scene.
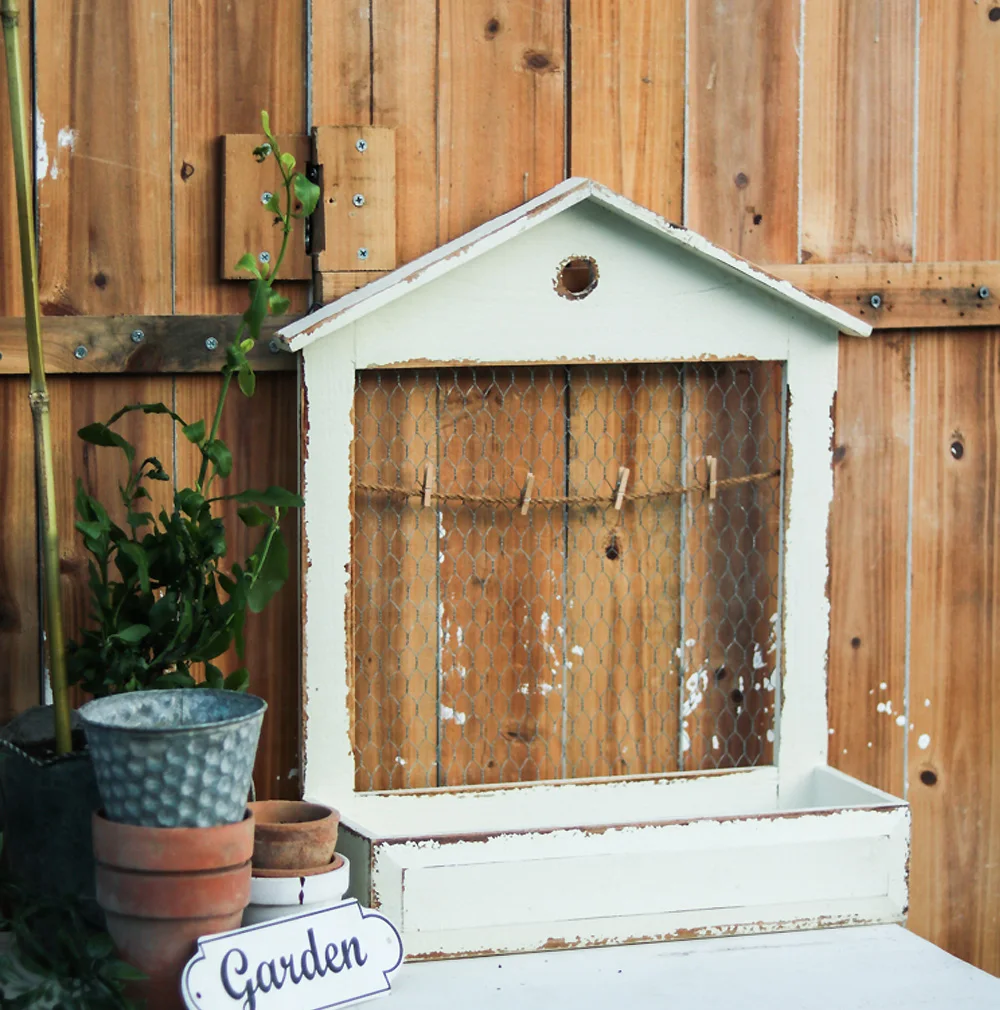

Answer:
[555,256,599,300]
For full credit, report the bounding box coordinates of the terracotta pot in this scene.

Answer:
[248,799,340,869]
[93,808,254,1010]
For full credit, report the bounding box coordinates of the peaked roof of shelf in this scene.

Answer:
[279,177,872,351]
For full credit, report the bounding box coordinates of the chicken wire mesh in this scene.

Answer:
[351,362,785,792]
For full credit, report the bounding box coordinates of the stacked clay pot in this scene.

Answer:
[245,800,349,924]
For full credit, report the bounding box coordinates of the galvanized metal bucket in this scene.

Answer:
[78,690,267,828]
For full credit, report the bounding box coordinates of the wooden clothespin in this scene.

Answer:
[422,462,435,507]
[520,472,535,515]
[707,455,718,500]
[614,467,630,511]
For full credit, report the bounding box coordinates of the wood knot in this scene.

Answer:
[0,595,21,633]
[484,17,500,38]
[524,50,553,71]
[180,161,195,181]
[93,271,108,289]
[832,444,847,463]
[734,171,749,189]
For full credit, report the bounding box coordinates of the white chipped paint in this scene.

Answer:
[767,729,775,743]
[571,645,584,657]
[440,705,467,726]
[279,179,870,352]
[712,735,720,751]
[681,668,708,718]
[895,715,906,727]
[917,734,931,750]
[57,126,77,151]
[924,698,931,707]
[753,644,767,670]
[880,682,888,691]
[35,111,49,181]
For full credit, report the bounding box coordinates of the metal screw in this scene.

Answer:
[74,345,88,360]
[205,337,219,352]
[261,191,273,205]
[353,193,366,207]
[269,339,281,354]
[357,247,369,261]
[130,329,144,344]
[258,250,271,264]
[979,286,990,299]
[869,294,882,310]
[355,138,368,153]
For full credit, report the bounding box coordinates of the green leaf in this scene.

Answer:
[106,959,147,982]
[247,529,289,613]
[86,933,115,959]
[240,337,254,353]
[205,440,233,479]
[279,151,295,172]
[111,624,149,644]
[132,486,151,500]
[243,277,269,340]
[152,670,196,690]
[237,504,269,527]
[204,663,225,690]
[224,668,250,692]
[237,363,256,398]
[182,419,206,444]
[175,488,206,518]
[117,542,150,594]
[293,172,321,218]
[77,423,135,463]
[264,191,281,216]
[227,486,303,508]
[126,510,154,529]
[234,252,261,278]
[260,109,273,140]
[268,291,291,315]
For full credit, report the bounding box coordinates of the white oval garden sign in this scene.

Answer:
[182,899,403,1010]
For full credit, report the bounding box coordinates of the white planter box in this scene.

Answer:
[336,767,907,959]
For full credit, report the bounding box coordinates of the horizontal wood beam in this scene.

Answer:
[772,261,1000,330]
[0,316,298,374]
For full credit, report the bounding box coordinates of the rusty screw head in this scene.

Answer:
[869,294,882,309]
[74,345,88,360]
[205,337,219,352]
[352,193,366,207]
[130,329,144,344]
[355,138,368,153]
[979,286,990,300]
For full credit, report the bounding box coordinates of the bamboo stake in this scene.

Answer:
[2,0,72,754]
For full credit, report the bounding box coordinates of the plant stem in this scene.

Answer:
[2,0,72,753]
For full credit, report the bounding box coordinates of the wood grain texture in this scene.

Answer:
[175,373,302,799]
[686,0,800,263]
[828,334,910,798]
[772,262,1000,329]
[0,379,39,720]
[569,0,685,221]
[800,0,915,264]
[437,0,565,242]
[0,0,29,316]
[312,0,372,126]
[0,315,298,373]
[908,0,1000,971]
[173,0,307,314]
[315,271,389,304]
[907,332,1000,972]
[372,0,438,264]
[35,0,171,315]
[314,126,396,273]
[221,134,312,281]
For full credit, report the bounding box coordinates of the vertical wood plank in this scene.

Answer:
[686,0,800,262]
[353,372,438,790]
[437,0,565,242]
[569,0,685,221]
[565,367,683,778]
[0,0,29,316]
[173,0,307,314]
[35,0,172,315]
[312,0,372,125]
[437,369,565,785]
[828,335,911,796]
[800,0,915,264]
[174,374,301,800]
[0,379,39,720]
[372,0,438,263]
[908,0,1000,971]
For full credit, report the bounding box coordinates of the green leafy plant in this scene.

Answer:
[0,883,144,1010]
[66,112,316,697]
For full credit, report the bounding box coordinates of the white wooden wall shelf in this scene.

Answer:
[277,178,909,960]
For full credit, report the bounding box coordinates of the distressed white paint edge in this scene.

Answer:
[369,807,908,958]
[280,179,871,350]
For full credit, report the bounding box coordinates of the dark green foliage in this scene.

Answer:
[65,113,308,698]
[0,884,144,1010]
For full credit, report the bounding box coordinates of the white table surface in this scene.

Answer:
[387,925,1000,1008]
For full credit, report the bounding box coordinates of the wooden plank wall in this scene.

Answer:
[1,0,999,974]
